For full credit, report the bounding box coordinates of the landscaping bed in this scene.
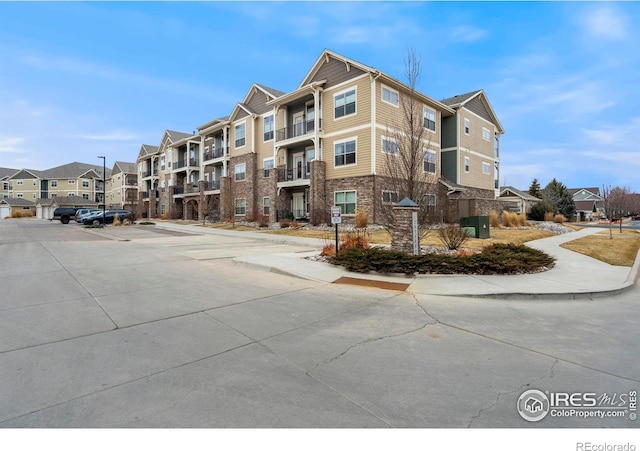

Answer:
[330,243,556,276]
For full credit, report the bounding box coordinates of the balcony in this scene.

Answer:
[203,147,229,161]
[204,180,221,191]
[275,119,320,143]
[174,186,184,195]
[277,168,310,183]
[174,158,200,170]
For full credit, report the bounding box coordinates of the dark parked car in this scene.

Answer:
[82,209,134,225]
[52,207,79,224]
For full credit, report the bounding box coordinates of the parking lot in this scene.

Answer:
[0,220,638,430]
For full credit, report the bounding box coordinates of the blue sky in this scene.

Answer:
[0,1,638,193]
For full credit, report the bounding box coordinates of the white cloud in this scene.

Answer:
[582,117,640,147]
[581,7,629,41]
[0,135,25,153]
[449,25,488,43]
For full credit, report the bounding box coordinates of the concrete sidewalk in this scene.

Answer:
[154,222,640,299]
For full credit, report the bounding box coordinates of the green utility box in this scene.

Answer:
[460,216,490,239]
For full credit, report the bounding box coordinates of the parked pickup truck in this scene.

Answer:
[51,207,79,224]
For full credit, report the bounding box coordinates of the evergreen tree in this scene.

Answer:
[528,178,541,198]
[543,178,575,220]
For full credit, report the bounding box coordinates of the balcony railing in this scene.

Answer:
[174,186,184,195]
[204,180,221,191]
[275,119,320,142]
[204,147,229,161]
[277,168,310,183]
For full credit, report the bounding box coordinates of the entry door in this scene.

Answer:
[293,193,305,219]
[293,153,304,179]
[293,112,304,137]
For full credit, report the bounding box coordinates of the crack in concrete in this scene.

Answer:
[467,359,559,427]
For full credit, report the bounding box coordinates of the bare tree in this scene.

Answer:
[379,48,442,239]
[601,184,632,237]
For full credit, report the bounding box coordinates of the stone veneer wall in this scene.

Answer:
[323,175,375,225]
[256,164,278,222]
[390,206,419,254]
[229,153,258,220]
[309,160,326,225]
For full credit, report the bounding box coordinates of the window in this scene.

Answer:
[82,193,89,199]
[335,190,356,214]
[51,193,57,198]
[17,193,23,198]
[161,156,166,170]
[263,197,270,215]
[33,193,37,198]
[50,180,58,187]
[381,85,399,106]
[263,158,274,177]
[482,162,491,175]
[305,148,315,175]
[382,136,399,155]
[68,193,75,197]
[82,180,89,188]
[423,107,436,131]
[33,180,37,186]
[335,139,356,166]
[424,149,436,173]
[334,88,356,119]
[464,118,470,135]
[235,163,246,181]
[423,194,436,212]
[382,190,398,204]
[68,180,75,184]
[482,127,490,141]
[235,122,246,148]
[464,156,470,172]
[17,180,23,185]
[263,115,274,141]
[235,198,247,216]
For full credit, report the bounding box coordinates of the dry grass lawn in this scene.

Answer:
[561,229,640,267]
[266,227,555,249]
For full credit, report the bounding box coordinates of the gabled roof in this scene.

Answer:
[574,200,601,212]
[166,130,193,143]
[568,187,601,198]
[255,83,286,99]
[0,197,35,207]
[40,162,108,179]
[111,161,137,175]
[197,116,230,132]
[138,144,159,159]
[441,89,504,134]
[499,186,540,201]
[299,49,377,89]
[228,102,257,122]
[8,169,43,179]
[0,167,19,179]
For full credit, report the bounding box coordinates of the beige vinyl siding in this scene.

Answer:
[324,128,372,180]
[231,119,253,156]
[373,127,440,175]
[458,150,494,190]
[322,75,371,136]
[457,108,496,191]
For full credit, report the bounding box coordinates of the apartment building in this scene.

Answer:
[1,167,18,199]
[106,161,138,210]
[136,50,504,224]
[2,162,109,203]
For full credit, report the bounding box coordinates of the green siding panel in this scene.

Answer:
[442,116,457,148]
[441,150,457,182]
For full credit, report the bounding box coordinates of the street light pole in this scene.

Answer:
[98,156,106,227]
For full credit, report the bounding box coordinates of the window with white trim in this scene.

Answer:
[335,190,356,214]
[263,114,274,142]
[464,156,470,172]
[482,127,490,141]
[263,158,274,177]
[464,118,470,135]
[382,190,398,204]
[335,139,356,167]
[51,180,58,187]
[423,194,436,212]
[382,136,399,155]
[263,197,270,215]
[33,180,37,186]
[33,193,37,198]
[82,180,89,188]
[68,192,75,196]
[235,163,246,181]
[235,122,246,148]
[17,180,23,185]
[381,85,399,106]
[334,88,356,119]
[17,193,23,198]
[423,107,436,131]
[235,198,247,216]
[82,193,89,199]
[482,162,491,175]
[68,180,75,184]
[423,149,436,173]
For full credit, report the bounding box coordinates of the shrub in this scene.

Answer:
[517,213,528,227]
[502,211,518,227]
[438,224,470,250]
[258,216,269,228]
[320,243,336,257]
[544,211,555,222]
[161,211,169,220]
[553,214,567,224]
[339,230,370,251]
[10,210,35,218]
[490,210,500,228]
[279,218,291,229]
[291,221,300,229]
[331,243,555,275]
[113,213,121,226]
[355,208,369,229]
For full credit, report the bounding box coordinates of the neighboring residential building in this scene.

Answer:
[106,161,138,210]
[569,187,604,221]
[1,167,19,199]
[498,186,540,214]
[151,50,504,224]
[0,197,35,219]
[4,162,110,204]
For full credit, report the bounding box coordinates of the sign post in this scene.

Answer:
[330,206,342,256]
